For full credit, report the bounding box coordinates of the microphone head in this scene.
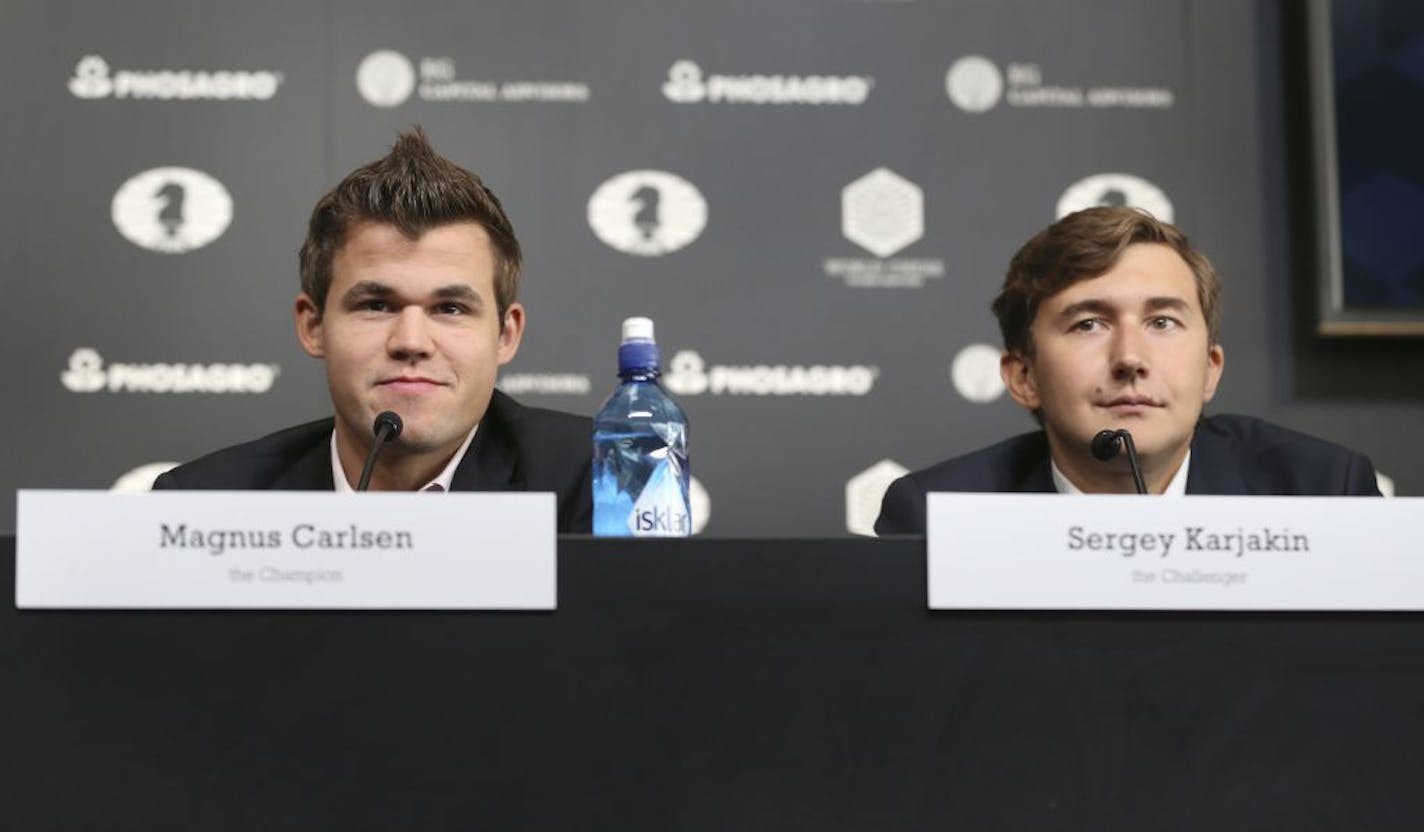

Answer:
[372,411,403,440]
[1090,429,1123,461]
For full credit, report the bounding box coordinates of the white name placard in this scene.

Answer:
[928,494,1424,611]
[16,490,557,610]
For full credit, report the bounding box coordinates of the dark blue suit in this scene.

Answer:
[153,391,593,533]
[874,414,1382,536]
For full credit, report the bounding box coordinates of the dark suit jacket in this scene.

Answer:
[874,413,1382,536]
[153,391,593,533]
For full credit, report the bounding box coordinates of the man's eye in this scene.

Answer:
[359,299,391,313]
[435,302,468,315]
[1072,318,1102,332]
[1149,316,1179,330]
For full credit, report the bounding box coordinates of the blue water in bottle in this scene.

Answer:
[592,317,691,537]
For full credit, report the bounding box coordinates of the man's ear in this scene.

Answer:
[497,302,525,365]
[1001,351,1041,411]
[1202,343,1225,402]
[294,293,325,358]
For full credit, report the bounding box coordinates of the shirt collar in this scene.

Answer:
[1051,451,1191,496]
[330,424,479,493]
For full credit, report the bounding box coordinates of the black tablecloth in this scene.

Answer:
[4,535,1422,830]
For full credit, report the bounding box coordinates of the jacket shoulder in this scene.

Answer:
[491,393,592,479]
[874,432,1049,535]
[903,431,1050,493]
[1195,414,1381,496]
[485,392,593,533]
[152,418,333,490]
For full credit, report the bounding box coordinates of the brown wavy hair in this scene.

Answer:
[298,126,521,322]
[992,206,1221,356]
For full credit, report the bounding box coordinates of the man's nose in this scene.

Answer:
[1110,326,1149,380]
[387,306,434,360]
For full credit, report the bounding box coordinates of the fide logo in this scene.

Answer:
[112,167,233,254]
[587,170,707,257]
[945,55,1003,113]
[1056,172,1174,224]
[356,50,417,107]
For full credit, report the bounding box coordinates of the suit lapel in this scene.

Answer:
[272,437,336,490]
[451,395,524,493]
[1016,432,1057,493]
[1185,419,1249,495]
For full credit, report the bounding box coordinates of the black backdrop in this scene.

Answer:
[3,0,1421,537]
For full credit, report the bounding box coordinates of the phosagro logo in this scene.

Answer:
[588,170,707,257]
[1056,172,1174,223]
[68,55,282,101]
[60,348,279,394]
[662,350,878,397]
[662,60,871,105]
[112,167,233,254]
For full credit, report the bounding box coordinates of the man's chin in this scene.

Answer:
[385,425,467,456]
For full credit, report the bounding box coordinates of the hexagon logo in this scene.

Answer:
[111,462,180,492]
[846,459,909,537]
[1376,471,1395,498]
[842,168,924,258]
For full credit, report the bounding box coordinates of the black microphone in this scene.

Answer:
[1090,429,1148,495]
[356,411,403,492]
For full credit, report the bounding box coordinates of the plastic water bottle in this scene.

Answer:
[592,317,691,536]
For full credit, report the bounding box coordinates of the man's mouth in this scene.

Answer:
[1099,395,1163,413]
[377,376,447,394]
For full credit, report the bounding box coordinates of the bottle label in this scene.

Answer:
[627,456,690,536]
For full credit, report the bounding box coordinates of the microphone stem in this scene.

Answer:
[356,423,394,492]
[1119,430,1148,495]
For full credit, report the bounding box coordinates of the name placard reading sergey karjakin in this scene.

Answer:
[159,523,414,556]
[1066,525,1311,559]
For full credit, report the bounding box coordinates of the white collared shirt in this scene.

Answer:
[1051,451,1191,496]
[330,425,479,493]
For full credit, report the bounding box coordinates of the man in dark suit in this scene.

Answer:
[155,128,591,533]
[876,207,1380,536]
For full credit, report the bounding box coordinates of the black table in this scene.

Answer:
[4,536,1422,830]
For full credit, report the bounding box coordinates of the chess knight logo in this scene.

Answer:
[587,170,707,257]
[111,167,234,254]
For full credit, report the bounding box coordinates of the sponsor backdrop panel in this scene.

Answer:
[3,0,1418,533]
[3,1,331,509]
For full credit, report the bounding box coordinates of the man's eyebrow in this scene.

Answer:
[1143,296,1191,313]
[432,284,482,304]
[1055,298,1115,320]
[342,281,394,300]
[340,282,484,306]
[1055,296,1192,320]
